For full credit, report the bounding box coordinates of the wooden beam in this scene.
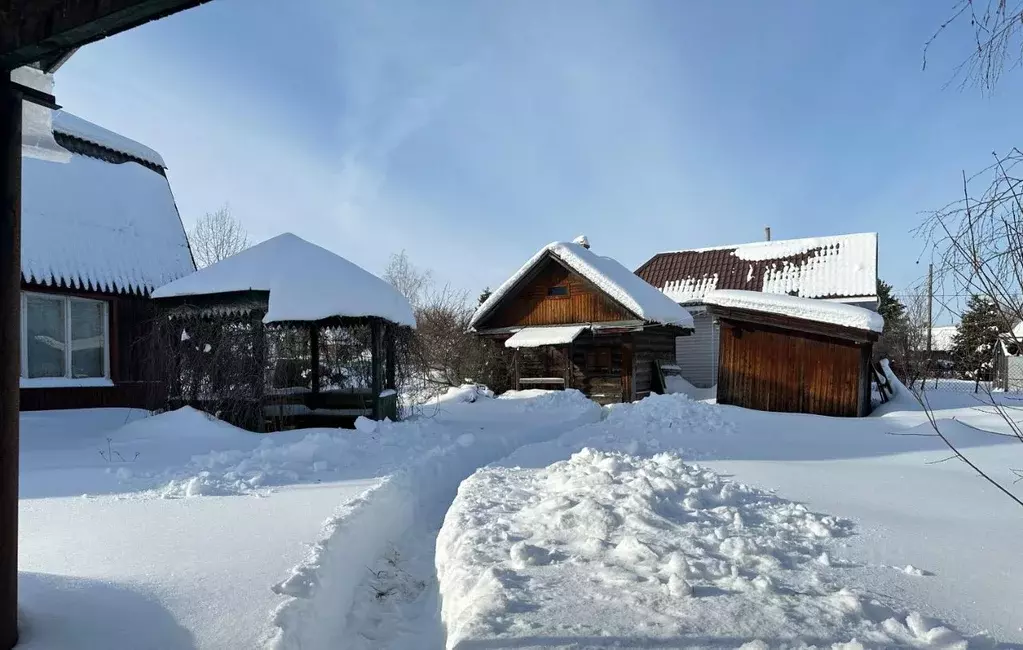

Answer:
[0,0,212,70]
[309,324,320,394]
[0,75,20,650]
[385,323,395,390]
[370,320,383,419]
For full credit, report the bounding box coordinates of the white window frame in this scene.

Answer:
[20,291,112,388]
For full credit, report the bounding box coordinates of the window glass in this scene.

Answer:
[70,299,105,378]
[26,295,66,378]
[547,285,569,297]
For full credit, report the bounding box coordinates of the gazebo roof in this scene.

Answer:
[151,233,416,327]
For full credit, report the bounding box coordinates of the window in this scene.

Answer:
[547,285,569,298]
[21,292,109,384]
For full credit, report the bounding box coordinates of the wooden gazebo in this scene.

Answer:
[151,233,416,431]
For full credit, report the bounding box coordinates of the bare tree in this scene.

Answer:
[188,206,250,268]
[926,0,1023,91]
[383,251,433,309]
[915,152,1023,509]
[383,252,511,401]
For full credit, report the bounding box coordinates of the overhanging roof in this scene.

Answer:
[1,0,211,70]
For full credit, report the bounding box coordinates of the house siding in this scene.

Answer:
[675,311,718,388]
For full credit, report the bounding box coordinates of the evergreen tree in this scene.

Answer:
[478,287,492,306]
[876,279,906,330]
[951,294,1004,381]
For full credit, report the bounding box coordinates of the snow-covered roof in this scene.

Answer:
[152,233,417,327]
[504,325,588,348]
[704,289,884,333]
[471,241,694,330]
[636,232,877,305]
[22,122,194,294]
[930,325,958,352]
[52,111,166,169]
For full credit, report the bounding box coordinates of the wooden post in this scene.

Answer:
[563,343,572,389]
[309,324,320,394]
[385,324,396,391]
[252,317,266,431]
[370,320,383,419]
[0,73,21,650]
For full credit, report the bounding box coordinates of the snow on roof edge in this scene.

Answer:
[52,111,166,169]
[704,289,884,333]
[152,233,417,327]
[651,231,877,258]
[471,241,694,330]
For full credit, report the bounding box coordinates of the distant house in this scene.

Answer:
[928,325,958,370]
[470,238,694,404]
[20,111,195,410]
[994,323,1023,391]
[635,232,878,388]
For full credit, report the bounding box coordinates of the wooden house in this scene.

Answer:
[19,108,195,411]
[470,237,694,404]
[704,290,883,417]
[635,232,878,390]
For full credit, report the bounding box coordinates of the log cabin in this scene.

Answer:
[19,95,195,410]
[704,290,883,417]
[470,237,694,404]
[635,232,879,390]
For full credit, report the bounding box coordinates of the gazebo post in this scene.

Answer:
[370,319,383,419]
[252,316,266,431]
[385,323,396,391]
[309,324,320,395]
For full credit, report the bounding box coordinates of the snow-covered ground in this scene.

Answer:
[18,382,1023,649]
[435,390,1023,649]
[17,390,600,649]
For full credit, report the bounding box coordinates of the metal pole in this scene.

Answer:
[0,72,22,650]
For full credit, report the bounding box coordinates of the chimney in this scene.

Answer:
[572,234,591,249]
[764,226,771,242]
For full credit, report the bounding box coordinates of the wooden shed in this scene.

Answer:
[704,290,883,417]
[470,237,694,404]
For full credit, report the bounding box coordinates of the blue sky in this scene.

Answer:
[54,0,1023,319]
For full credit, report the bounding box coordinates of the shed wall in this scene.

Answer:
[717,320,866,417]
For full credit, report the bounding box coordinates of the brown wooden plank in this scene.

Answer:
[478,256,635,329]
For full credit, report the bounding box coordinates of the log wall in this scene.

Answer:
[482,260,634,329]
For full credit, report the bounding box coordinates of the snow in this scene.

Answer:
[21,365,1023,648]
[19,390,599,649]
[435,391,1022,648]
[471,241,694,329]
[930,326,958,352]
[152,233,416,326]
[52,110,166,169]
[705,289,884,333]
[658,232,877,304]
[22,146,194,294]
[663,372,717,401]
[14,67,70,164]
[504,325,587,348]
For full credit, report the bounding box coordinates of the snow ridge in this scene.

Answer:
[438,447,967,649]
